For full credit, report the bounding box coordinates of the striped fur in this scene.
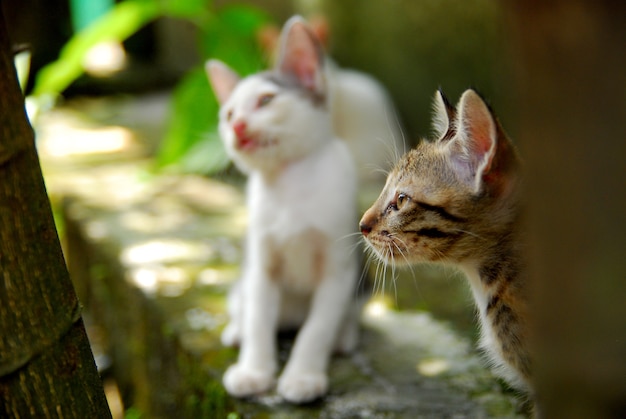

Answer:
[360,89,531,394]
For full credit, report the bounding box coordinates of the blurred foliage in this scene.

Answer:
[317,0,502,142]
[159,5,270,173]
[31,0,271,174]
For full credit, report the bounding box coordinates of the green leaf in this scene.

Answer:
[156,5,271,174]
[33,0,161,96]
[157,67,225,172]
[161,0,212,20]
[199,5,271,75]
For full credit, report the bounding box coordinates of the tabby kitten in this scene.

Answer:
[360,89,531,392]
[207,17,362,403]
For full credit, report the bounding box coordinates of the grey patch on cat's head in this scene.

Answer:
[260,71,327,108]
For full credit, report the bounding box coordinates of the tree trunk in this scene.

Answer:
[0,8,112,419]
[503,1,626,417]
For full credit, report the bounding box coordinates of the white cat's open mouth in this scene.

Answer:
[235,135,277,152]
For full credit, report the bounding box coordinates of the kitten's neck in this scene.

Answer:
[458,224,531,390]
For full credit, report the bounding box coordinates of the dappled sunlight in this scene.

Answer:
[198,267,237,286]
[121,239,215,266]
[119,208,191,233]
[83,41,127,76]
[417,358,450,377]
[128,265,191,297]
[40,118,135,157]
[364,297,391,318]
[46,125,132,156]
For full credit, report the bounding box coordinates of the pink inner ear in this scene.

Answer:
[206,60,240,105]
[467,110,496,173]
[278,23,322,92]
[458,92,497,174]
[291,58,317,90]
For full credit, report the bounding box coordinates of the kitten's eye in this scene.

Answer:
[226,109,233,122]
[257,93,275,108]
[387,192,409,213]
[396,193,409,210]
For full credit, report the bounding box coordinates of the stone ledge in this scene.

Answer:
[59,165,523,418]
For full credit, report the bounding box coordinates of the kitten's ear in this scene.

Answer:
[205,59,240,105]
[276,15,326,94]
[448,89,498,193]
[432,89,456,139]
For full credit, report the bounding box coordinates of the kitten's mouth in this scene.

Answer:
[235,134,276,152]
[363,233,410,266]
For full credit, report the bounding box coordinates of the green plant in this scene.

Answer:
[31,0,271,174]
[159,5,270,173]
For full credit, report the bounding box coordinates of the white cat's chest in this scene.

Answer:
[247,139,356,244]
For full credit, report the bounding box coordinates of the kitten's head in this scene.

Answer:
[360,89,522,266]
[206,16,331,174]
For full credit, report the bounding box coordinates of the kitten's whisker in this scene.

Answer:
[453,229,486,240]
[382,106,406,163]
[364,162,390,178]
[388,233,416,277]
[336,232,363,242]
[373,254,383,296]
[356,259,371,298]
[389,250,399,305]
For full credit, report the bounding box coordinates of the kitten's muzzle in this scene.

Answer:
[359,209,377,237]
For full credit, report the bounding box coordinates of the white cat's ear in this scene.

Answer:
[276,15,326,94]
[448,89,497,193]
[205,59,240,105]
[432,89,456,139]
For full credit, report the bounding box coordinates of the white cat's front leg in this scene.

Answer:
[223,239,281,398]
[221,280,242,347]
[277,262,357,403]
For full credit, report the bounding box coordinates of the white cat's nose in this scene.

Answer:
[233,120,247,139]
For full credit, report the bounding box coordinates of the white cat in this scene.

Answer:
[260,16,404,182]
[206,16,363,403]
[327,64,404,182]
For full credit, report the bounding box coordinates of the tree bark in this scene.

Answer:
[0,8,112,419]
[503,1,626,417]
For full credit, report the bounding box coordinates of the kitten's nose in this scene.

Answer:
[360,209,377,237]
[233,120,247,139]
[359,221,372,237]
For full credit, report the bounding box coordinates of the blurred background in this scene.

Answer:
[3,0,505,335]
[3,0,506,174]
[3,0,624,417]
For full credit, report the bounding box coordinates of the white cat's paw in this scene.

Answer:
[222,364,275,398]
[277,371,328,403]
[220,323,240,347]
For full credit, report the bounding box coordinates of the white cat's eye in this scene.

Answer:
[257,93,276,108]
[226,109,233,122]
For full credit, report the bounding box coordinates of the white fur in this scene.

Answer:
[431,90,452,139]
[327,65,404,182]
[207,17,362,403]
[459,263,527,390]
